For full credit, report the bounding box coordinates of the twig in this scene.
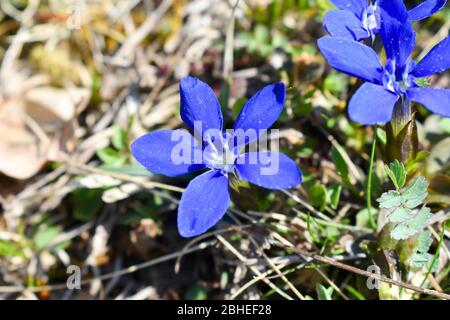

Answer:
[67,161,184,193]
[282,190,332,221]
[0,240,215,293]
[113,0,174,63]
[216,235,294,300]
[275,241,450,300]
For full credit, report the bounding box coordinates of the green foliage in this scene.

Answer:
[185,285,208,300]
[327,184,341,209]
[0,239,24,257]
[72,188,104,221]
[410,231,434,269]
[377,167,435,269]
[378,191,403,209]
[309,183,327,210]
[377,176,430,240]
[378,177,428,210]
[376,128,387,146]
[34,225,62,250]
[324,72,348,95]
[316,284,333,300]
[390,207,432,240]
[331,145,349,183]
[384,160,406,190]
[97,125,132,167]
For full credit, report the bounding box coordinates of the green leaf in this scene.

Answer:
[410,252,433,269]
[184,285,208,300]
[410,231,434,269]
[72,188,103,221]
[327,184,342,209]
[377,191,403,209]
[231,97,247,119]
[309,183,327,210]
[405,150,429,174]
[34,225,61,250]
[111,126,127,151]
[388,207,413,223]
[356,208,378,228]
[408,207,432,230]
[376,128,387,146]
[390,207,432,240]
[316,284,333,300]
[331,145,349,183]
[324,71,348,95]
[402,176,428,209]
[384,160,406,189]
[0,240,24,257]
[97,147,127,167]
[416,231,433,253]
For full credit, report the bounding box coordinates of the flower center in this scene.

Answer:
[203,134,237,174]
[362,4,380,36]
[382,59,416,95]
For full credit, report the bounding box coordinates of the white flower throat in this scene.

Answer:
[203,134,237,173]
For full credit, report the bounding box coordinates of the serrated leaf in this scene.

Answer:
[416,231,433,253]
[410,231,435,270]
[390,207,432,240]
[377,191,403,209]
[408,207,432,231]
[388,207,413,223]
[410,252,433,269]
[384,160,406,189]
[390,223,416,240]
[402,176,428,209]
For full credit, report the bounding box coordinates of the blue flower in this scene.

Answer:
[131,77,302,237]
[323,0,447,41]
[318,0,450,125]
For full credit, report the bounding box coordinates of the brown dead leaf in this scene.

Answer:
[0,75,90,179]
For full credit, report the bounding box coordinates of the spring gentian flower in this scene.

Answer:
[131,77,302,237]
[323,0,447,41]
[318,0,450,125]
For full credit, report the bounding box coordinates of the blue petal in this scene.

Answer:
[330,0,368,17]
[379,0,416,69]
[348,82,399,124]
[180,76,223,137]
[412,36,450,78]
[131,130,205,177]
[235,152,302,190]
[232,83,285,145]
[317,37,383,83]
[178,170,230,237]
[407,87,450,118]
[408,0,447,21]
[323,10,369,41]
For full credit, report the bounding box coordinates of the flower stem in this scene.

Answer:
[367,129,377,230]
